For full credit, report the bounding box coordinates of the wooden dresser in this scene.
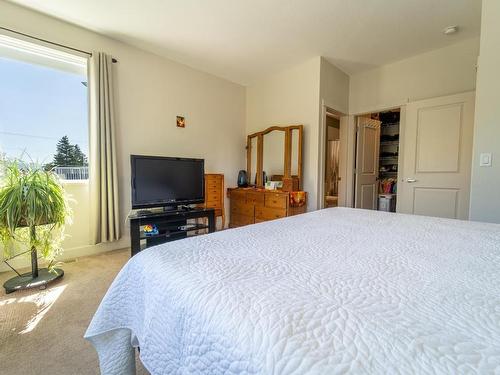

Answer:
[228,188,306,228]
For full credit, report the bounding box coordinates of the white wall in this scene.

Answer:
[320,57,350,115]
[246,57,321,210]
[349,37,480,114]
[318,58,350,208]
[0,1,246,271]
[469,0,500,224]
[246,57,350,211]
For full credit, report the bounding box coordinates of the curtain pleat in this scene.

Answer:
[89,52,120,244]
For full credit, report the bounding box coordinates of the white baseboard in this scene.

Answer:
[0,236,130,274]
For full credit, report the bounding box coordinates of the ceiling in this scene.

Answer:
[8,0,482,85]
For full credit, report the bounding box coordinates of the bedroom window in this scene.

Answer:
[0,33,89,180]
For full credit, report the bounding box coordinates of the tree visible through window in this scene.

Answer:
[44,136,89,179]
[0,34,88,180]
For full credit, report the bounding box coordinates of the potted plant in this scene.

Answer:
[0,161,72,293]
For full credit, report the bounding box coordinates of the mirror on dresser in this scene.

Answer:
[246,125,303,188]
[262,128,286,184]
[231,125,306,228]
[248,136,259,186]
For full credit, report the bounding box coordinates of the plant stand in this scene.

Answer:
[3,229,64,294]
[3,268,64,294]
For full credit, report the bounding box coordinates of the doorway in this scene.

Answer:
[354,109,401,212]
[318,106,350,209]
[352,91,475,219]
[324,113,340,208]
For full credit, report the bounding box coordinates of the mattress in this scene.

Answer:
[85,208,500,374]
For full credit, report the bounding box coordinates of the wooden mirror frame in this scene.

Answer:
[246,125,303,188]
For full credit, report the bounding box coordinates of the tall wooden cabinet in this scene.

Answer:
[200,174,225,229]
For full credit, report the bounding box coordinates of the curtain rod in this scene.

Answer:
[0,26,118,63]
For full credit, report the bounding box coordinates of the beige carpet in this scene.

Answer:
[0,249,149,375]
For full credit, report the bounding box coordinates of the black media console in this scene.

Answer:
[129,208,216,256]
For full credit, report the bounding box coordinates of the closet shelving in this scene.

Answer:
[377,112,400,212]
[379,118,400,179]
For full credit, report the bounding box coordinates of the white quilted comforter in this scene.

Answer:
[85,208,500,374]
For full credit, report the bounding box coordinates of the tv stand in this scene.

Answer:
[129,208,215,256]
[137,205,193,216]
[137,209,153,216]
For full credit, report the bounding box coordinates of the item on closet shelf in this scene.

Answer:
[379,165,397,173]
[380,178,397,194]
[379,111,400,123]
[378,194,396,212]
[237,170,248,187]
[380,151,398,157]
[380,134,399,142]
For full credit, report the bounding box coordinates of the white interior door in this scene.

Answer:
[337,115,349,207]
[398,91,475,219]
[354,117,381,209]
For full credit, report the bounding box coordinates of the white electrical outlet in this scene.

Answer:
[479,153,492,167]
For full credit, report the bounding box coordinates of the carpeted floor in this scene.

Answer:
[0,249,149,375]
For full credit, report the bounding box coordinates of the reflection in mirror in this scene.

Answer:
[291,128,299,176]
[263,130,285,181]
[249,136,258,185]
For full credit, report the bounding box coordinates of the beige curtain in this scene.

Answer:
[89,52,120,244]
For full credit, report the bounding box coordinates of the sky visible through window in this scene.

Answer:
[0,56,88,166]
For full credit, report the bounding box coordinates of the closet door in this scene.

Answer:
[354,117,381,209]
[398,91,475,219]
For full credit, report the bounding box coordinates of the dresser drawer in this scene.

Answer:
[206,181,221,190]
[264,193,288,209]
[230,213,254,227]
[246,191,264,205]
[205,201,221,209]
[231,201,254,217]
[230,189,246,200]
[206,185,221,193]
[255,206,287,221]
[206,192,220,203]
[210,174,223,181]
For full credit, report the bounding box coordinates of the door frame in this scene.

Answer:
[350,104,406,211]
[317,103,350,209]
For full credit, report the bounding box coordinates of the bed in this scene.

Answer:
[85,208,500,374]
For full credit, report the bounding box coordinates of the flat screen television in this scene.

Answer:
[131,155,204,209]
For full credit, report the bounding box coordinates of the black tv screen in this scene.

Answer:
[131,155,204,209]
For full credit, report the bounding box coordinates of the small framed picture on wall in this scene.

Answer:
[176,116,185,128]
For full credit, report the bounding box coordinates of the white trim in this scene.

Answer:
[0,31,87,76]
[0,33,86,67]
[317,101,348,209]
[0,236,130,273]
[351,101,408,117]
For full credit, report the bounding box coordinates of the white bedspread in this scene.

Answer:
[85,208,500,374]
